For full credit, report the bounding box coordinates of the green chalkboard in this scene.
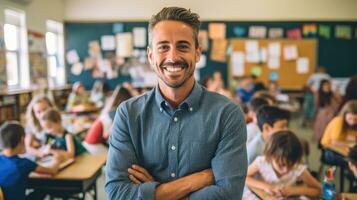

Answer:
[65,21,357,90]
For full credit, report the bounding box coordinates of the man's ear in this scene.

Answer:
[147,46,154,66]
[195,46,202,64]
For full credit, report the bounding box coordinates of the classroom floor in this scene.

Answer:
[93,115,338,200]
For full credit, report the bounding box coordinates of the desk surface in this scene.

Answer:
[341,193,357,200]
[30,153,106,180]
[249,186,278,200]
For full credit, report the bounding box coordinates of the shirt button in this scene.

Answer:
[171,173,176,178]
[174,117,178,122]
[171,145,176,151]
[160,108,163,112]
[189,107,193,112]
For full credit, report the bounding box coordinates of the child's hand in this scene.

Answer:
[279,186,295,197]
[264,185,282,197]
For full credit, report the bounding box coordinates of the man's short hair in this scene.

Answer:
[248,97,269,113]
[257,105,290,131]
[148,7,201,48]
[0,121,25,149]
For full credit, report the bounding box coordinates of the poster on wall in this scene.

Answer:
[0,24,6,88]
[28,31,48,86]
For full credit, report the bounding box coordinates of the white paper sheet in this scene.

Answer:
[296,57,309,74]
[260,48,268,62]
[268,42,281,57]
[245,40,259,52]
[116,33,133,57]
[66,50,79,64]
[133,27,147,47]
[268,57,280,69]
[231,52,245,76]
[283,45,298,61]
[249,26,267,38]
[101,35,116,50]
[246,51,260,63]
[71,62,83,75]
[196,54,207,69]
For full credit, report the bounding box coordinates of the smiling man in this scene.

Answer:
[105,7,247,200]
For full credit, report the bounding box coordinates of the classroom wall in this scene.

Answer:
[0,0,64,32]
[63,0,357,21]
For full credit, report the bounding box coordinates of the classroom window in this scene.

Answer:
[4,8,30,88]
[46,20,65,86]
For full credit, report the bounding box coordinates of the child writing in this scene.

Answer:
[66,81,91,111]
[244,130,321,199]
[40,108,87,159]
[0,122,60,200]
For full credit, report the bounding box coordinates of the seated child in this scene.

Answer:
[40,108,87,158]
[66,81,91,111]
[244,130,321,199]
[246,97,269,144]
[0,122,60,200]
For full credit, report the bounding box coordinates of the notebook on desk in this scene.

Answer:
[37,155,75,170]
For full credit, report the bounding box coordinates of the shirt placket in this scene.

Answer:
[168,110,181,180]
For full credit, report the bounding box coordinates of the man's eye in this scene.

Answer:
[158,45,169,51]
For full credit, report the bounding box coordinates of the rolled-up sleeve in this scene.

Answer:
[189,105,247,200]
[105,104,160,200]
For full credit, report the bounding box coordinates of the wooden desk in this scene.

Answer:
[28,153,106,200]
[340,193,357,200]
[249,186,278,200]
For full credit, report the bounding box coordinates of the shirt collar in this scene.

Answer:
[154,82,203,112]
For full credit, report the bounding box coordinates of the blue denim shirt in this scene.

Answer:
[105,82,247,200]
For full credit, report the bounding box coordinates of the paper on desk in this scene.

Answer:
[231,52,245,76]
[116,32,133,57]
[66,50,79,64]
[133,27,146,47]
[101,35,115,51]
[208,23,226,39]
[296,57,309,74]
[283,45,298,61]
[249,26,267,38]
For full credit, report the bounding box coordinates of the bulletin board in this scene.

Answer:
[229,39,317,90]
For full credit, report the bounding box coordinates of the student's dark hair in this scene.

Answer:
[41,108,62,123]
[317,79,332,107]
[248,97,269,113]
[348,145,357,166]
[0,121,25,149]
[339,100,357,132]
[257,105,290,131]
[102,85,132,114]
[148,7,201,48]
[344,75,357,102]
[264,130,303,167]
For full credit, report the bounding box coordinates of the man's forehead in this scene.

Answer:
[151,20,194,42]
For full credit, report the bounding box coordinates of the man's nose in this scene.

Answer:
[167,48,179,62]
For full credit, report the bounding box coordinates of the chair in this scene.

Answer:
[0,187,4,200]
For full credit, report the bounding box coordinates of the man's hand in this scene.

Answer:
[128,164,155,184]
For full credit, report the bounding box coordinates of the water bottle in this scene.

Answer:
[322,167,336,200]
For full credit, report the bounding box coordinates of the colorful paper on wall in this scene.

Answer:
[260,48,268,63]
[233,26,246,37]
[198,30,209,51]
[66,50,80,64]
[116,32,133,57]
[318,25,331,39]
[249,26,267,38]
[231,52,245,76]
[101,35,116,51]
[251,66,262,77]
[269,71,279,81]
[268,28,283,38]
[287,28,302,39]
[133,27,147,47]
[208,23,226,39]
[113,23,124,33]
[210,39,228,62]
[296,57,309,74]
[303,24,317,36]
[283,45,298,61]
[335,25,352,39]
[245,40,259,53]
